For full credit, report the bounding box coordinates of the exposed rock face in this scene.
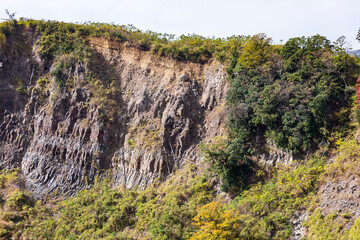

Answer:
[320,179,360,220]
[258,140,294,167]
[290,212,307,240]
[0,35,228,196]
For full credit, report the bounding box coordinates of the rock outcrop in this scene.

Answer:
[0,34,228,196]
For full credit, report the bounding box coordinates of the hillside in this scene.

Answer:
[350,49,360,57]
[0,18,360,239]
[0,19,229,197]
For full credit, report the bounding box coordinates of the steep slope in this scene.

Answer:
[1,19,360,240]
[0,23,227,197]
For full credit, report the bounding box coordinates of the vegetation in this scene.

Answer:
[0,166,216,239]
[193,135,360,239]
[0,18,248,64]
[205,33,360,192]
[0,170,35,239]
[303,138,360,239]
[4,139,360,239]
[1,17,360,239]
[127,121,161,151]
[192,158,324,239]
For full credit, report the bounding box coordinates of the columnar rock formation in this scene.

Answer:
[0,34,228,196]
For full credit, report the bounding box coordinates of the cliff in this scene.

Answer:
[0,27,227,197]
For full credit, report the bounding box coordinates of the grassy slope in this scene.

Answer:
[1,136,360,239]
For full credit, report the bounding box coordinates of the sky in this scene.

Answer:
[0,0,359,49]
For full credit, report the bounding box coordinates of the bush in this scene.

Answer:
[192,160,324,239]
[206,34,360,192]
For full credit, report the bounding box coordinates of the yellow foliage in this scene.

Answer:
[323,139,360,180]
[127,120,161,151]
[348,217,360,239]
[237,33,273,70]
[191,202,241,240]
[305,209,352,240]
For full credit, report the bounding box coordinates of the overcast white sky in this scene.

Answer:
[0,0,359,49]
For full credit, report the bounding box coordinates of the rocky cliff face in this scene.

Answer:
[0,33,228,196]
